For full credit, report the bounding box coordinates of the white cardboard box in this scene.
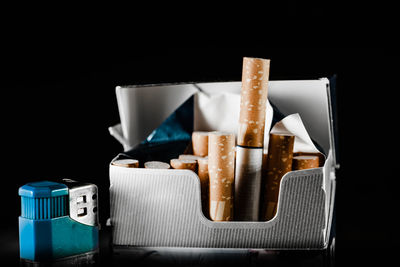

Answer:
[108,79,337,250]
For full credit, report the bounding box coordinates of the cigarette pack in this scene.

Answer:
[108,79,337,251]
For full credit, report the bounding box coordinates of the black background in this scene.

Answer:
[0,3,396,266]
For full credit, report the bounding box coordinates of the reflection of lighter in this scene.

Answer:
[18,179,99,263]
[234,57,270,221]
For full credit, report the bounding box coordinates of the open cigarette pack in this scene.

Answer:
[108,77,337,251]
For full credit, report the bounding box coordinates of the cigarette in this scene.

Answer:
[144,161,170,169]
[192,131,209,157]
[208,132,235,221]
[170,158,197,172]
[112,159,139,168]
[197,157,209,218]
[234,57,270,221]
[292,155,319,170]
[260,133,294,221]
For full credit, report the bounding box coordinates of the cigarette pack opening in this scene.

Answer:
[108,79,337,250]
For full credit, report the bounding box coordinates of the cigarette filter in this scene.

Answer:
[237,57,270,147]
[112,159,139,168]
[170,158,197,172]
[197,157,209,218]
[234,57,270,221]
[178,154,204,161]
[292,155,319,170]
[208,132,235,221]
[144,161,170,169]
[294,152,325,167]
[260,133,294,221]
[192,131,209,157]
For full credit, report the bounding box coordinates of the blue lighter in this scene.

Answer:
[18,179,99,262]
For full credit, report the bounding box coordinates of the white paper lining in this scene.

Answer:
[194,91,320,155]
[111,83,323,156]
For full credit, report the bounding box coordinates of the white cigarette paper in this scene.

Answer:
[234,146,263,220]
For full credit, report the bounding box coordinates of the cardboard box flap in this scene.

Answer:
[116,83,198,150]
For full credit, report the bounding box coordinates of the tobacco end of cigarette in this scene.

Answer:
[144,161,170,169]
[112,159,139,168]
[170,158,197,172]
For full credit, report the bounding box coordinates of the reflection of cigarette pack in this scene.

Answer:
[108,79,337,250]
